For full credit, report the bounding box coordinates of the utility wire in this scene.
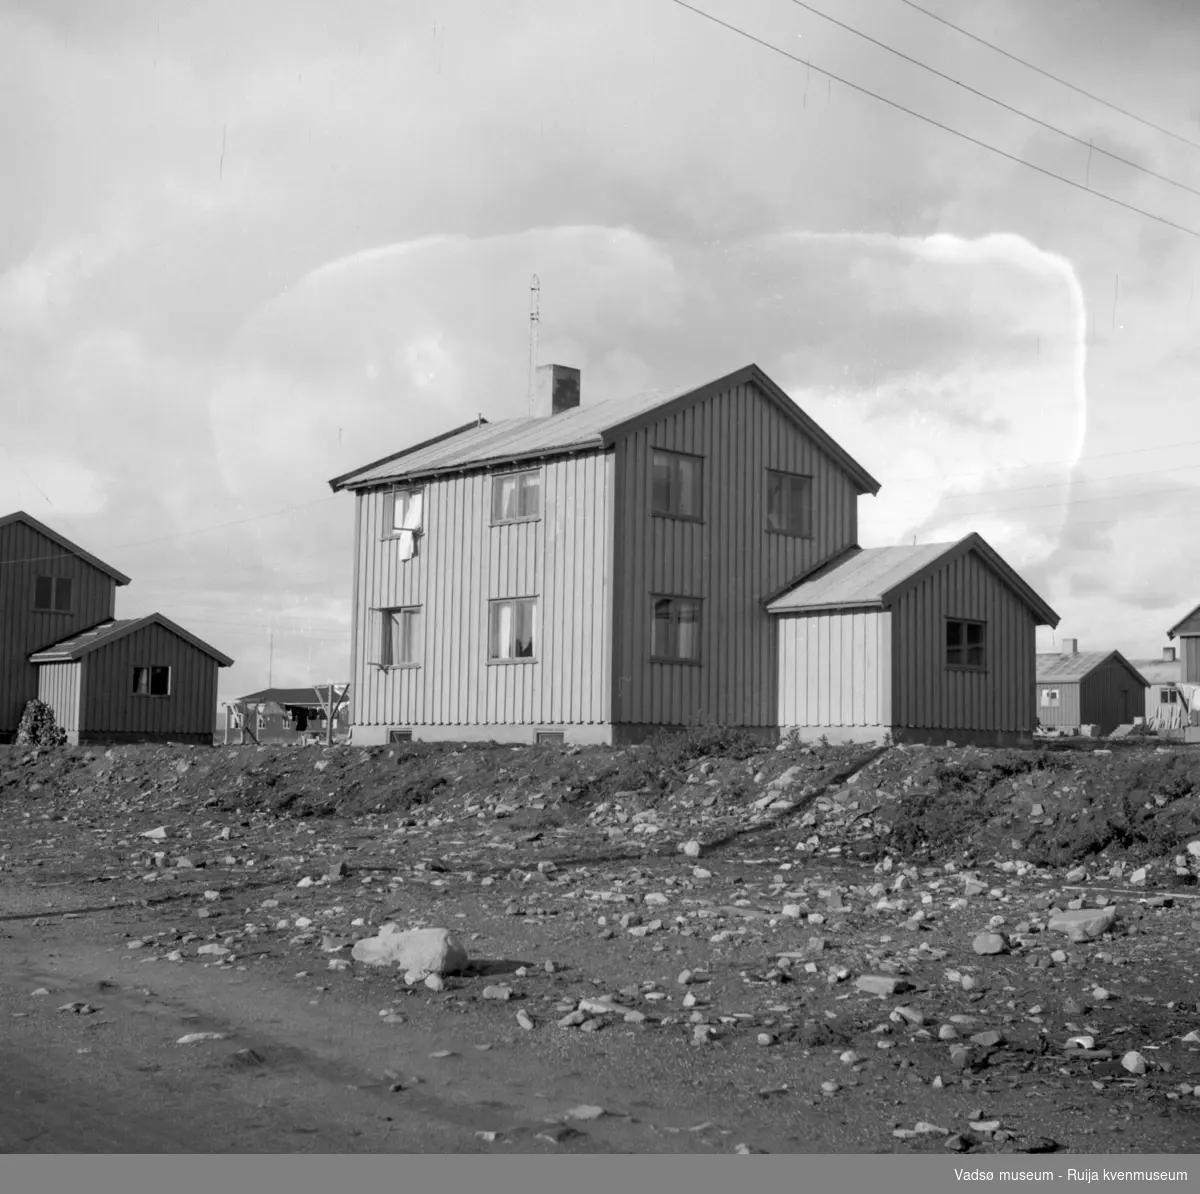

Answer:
[669,0,1200,239]
[895,0,1200,154]
[787,0,1200,199]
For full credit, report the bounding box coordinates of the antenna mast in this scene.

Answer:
[527,274,540,415]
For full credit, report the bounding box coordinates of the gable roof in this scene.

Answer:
[1167,601,1200,639]
[765,533,1060,626]
[1036,650,1148,687]
[29,614,234,666]
[328,364,881,496]
[0,511,131,585]
[235,685,350,708]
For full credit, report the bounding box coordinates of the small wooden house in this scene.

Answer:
[767,535,1059,747]
[0,511,131,740]
[330,362,1059,747]
[31,614,233,745]
[229,686,351,741]
[1034,640,1148,737]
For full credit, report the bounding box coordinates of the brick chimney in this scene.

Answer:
[1164,646,1177,662]
[1061,638,1078,656]
[533,364,581,418]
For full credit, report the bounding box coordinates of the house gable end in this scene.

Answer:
[1167,602,1200,640]
[0,512,131,585]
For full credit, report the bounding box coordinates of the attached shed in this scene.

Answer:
[1127,647,1185,729]
[767,533,1059,748]
[1035,640,1149,736]
[30,614,233,745]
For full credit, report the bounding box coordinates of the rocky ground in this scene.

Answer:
[2,731,1200,1154]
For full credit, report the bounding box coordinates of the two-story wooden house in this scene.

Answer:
[0,511,232,744]
[330,363,1059,747]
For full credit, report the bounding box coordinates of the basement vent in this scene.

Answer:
[388,730,413,743]
[535,731,565,746]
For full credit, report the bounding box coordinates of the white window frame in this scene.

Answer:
[491,468,541,525]
[384,487,424,538]
[488,597,537,663]
[1041,688,1061,707]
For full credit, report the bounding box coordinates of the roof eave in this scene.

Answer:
[0,511,132,585]
[767,600,884,616]
[329,419,488,492]
[338,439,607,491]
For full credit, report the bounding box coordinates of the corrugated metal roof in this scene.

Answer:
[29,619,139,661]
[335,385,694,488]
[329,365,883,495]
[0,511,131,585]
[1036,651,1149,686]
[29,613,234,666]
[766,542,955,612]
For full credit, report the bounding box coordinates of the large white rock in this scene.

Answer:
[1047,906,1117,942]
[351,925,468,975]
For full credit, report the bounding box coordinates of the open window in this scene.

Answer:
[132,665,171,697]
[491,469,541,524]
[489,598,537,662]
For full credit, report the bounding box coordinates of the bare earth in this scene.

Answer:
[2,733,1200,1154]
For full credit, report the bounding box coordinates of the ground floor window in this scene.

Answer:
[132,665,171,696]
[651,596,701,662]
[1041,688,1060,707]
[1161,689,1180,704]
[946,618,986,669]
[489,598,537,661]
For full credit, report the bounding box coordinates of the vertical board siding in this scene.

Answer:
[1079,662,1144,735]
[1181,637,1200,684]
[777,611,891,727]
[0,521,118,733]
[612,381,861,728]
[891,551,1036,733]
[352,453,613,728]
[81,625,219,736]
[1036,682,1081,730]
[37,662,81,733]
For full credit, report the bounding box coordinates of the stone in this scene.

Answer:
[424,974,445,992]
[140,827,167,840]
[350,925,468,975]
[197,944,229,957]
[855,975,912,997]
[681,840,703,858]
[1122,1051,1148,1075]
[177,1032,227,1045]
[516,1010,535,1031]
[566,1105,606,1121]
[970,1030,1004,1048]
[972,932,1007,955]
[1047,907,1116,942]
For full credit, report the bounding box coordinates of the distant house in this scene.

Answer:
[1167,604,1200,736]
[1034,640,1149,737]
[229,686,351,740]
[31,614,233,745]
[330,362,1058,748]
[1127,647,1185,730]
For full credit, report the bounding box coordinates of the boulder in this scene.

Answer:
[1047,906,1116,943]
[351,925,468,975]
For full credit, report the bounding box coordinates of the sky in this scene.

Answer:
[1,0,1198,711]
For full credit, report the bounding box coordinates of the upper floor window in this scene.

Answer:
[132,665,171,697]
[386,488,424,537]
[651,450,702,520]
[34,575,72,613]
[766,470,813,537]
[946,619,986,670]
[492,469,541,524]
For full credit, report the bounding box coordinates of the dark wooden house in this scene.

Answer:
[31,614,233,745]
[1034,639,1148,737]
[0,511,131,741]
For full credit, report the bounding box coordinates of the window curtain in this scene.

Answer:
[677,602,699,660]
[677,459,696,516]
[492,602,514,659]
[515,600,534,658]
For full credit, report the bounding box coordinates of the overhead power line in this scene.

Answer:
[669,0,1200,239]
[787,0,1200,199]
[895,0,1200,154]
